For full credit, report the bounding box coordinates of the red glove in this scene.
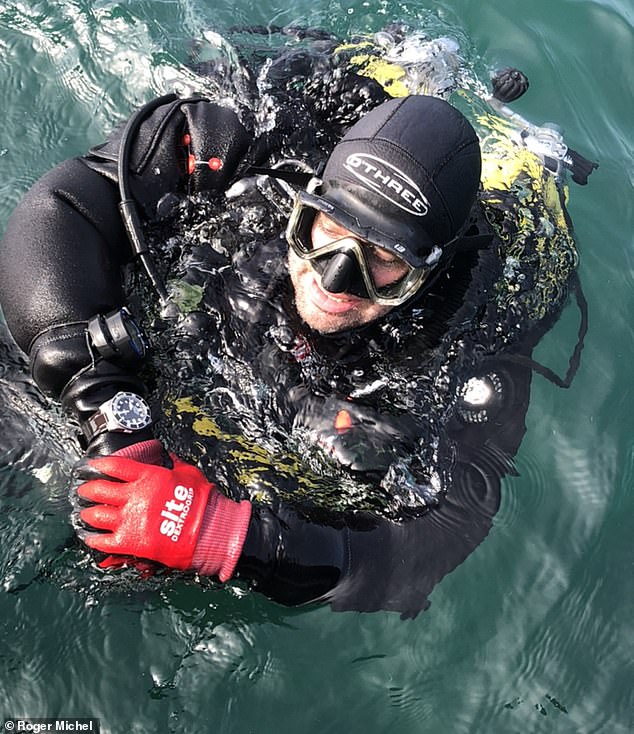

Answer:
[78,453,251,581]
[111,439,166,465]
[91,439,166,573]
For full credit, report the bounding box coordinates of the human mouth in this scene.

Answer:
[306,272,361,314]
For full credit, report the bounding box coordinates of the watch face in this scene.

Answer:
[111,392,152,430]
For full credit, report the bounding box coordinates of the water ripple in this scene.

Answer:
[497,446,550,528]
[0,3,631,733]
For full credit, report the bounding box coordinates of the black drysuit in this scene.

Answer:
[0,91,550,617]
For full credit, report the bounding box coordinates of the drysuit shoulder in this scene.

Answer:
[83,97,252,216]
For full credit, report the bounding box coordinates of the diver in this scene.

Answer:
[0,42,591,616]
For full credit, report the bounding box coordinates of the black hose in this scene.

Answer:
[117,93,180,304]
[501,271,588,389]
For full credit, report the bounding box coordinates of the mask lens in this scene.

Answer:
[286,198,316,256]
[364,244,413,295]
[286,195,431,305]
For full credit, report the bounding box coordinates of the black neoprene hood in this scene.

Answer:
[320,95,482,265]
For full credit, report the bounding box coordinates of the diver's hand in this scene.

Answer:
[87,439,167,572]
[491,68,529,103]
[77,454,251,581]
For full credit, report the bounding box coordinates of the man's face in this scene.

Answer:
[287,213,410,334]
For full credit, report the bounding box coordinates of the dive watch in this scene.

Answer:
[83,391,152,441]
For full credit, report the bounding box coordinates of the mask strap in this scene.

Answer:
[441,233,494,261]
[244,165,314,188]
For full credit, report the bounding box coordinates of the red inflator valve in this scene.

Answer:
[182,133,224,175]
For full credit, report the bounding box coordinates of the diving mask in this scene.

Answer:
[286,189,439,306]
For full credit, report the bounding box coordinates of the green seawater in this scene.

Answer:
[0,1,632,732]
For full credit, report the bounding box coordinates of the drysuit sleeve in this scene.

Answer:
[0,156,150,455]
[235,355,533,617]
[0,97,251,454]
[238,459,500,617]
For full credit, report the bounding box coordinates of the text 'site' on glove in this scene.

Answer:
[78,453,251,582]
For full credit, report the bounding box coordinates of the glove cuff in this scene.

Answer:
[112,439,165,465]
[192,492,252,582]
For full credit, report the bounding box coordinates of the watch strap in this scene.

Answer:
[86,409,110,439]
